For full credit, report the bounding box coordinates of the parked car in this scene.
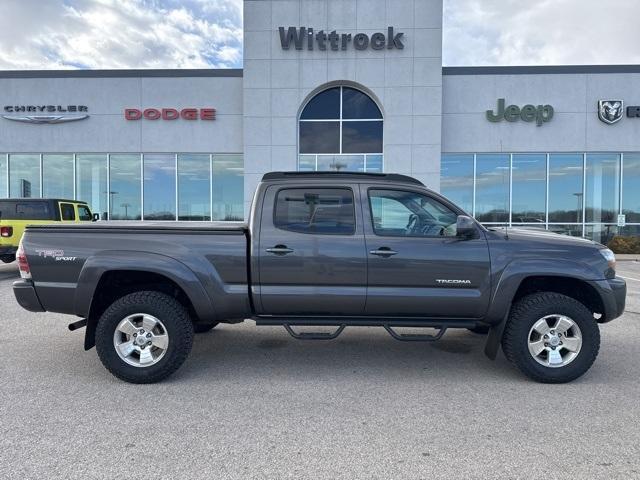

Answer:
[13,172,626,384]
[0,199,95,263]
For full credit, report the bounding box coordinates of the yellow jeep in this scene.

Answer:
[0,199,95,263]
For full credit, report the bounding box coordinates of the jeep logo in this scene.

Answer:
[486,98,554,126]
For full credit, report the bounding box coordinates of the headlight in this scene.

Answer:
[599,248,616,269]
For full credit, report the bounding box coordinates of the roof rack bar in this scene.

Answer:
[261,171,424,186]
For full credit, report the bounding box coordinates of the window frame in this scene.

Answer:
[59,202,76,221]
[366,187,462,238]
[272,186,357,236]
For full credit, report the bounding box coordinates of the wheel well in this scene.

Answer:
[513,276,605,320]
[88,270,199,324]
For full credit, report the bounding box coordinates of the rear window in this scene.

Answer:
[0,201,54,220]
[60,203,76,221]
[274,188,355,235]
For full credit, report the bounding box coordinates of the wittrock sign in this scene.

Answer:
[486,98,554,126]
[279,27,404,51]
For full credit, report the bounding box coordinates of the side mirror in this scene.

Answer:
[92,213,100,222]
[456,215,477,239]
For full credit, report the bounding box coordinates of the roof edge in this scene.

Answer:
[0,68,243,79]
[443,65,640,75]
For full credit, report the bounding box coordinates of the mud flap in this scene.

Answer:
[84,316,97,350]
[484,313,509,360]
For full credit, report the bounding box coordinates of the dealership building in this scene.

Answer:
[0,0,639,244]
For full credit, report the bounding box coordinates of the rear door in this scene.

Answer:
[362,186,491,318]
[257,184,367,315]
[59,202,76,223]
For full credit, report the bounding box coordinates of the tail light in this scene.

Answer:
[0,226,12,238]
[17,241,31,280]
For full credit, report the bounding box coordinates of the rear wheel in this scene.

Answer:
[502,292,600,383]
[1,254,15,264]
[95,291,194,384]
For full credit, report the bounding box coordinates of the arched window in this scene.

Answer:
[298,86,383,172]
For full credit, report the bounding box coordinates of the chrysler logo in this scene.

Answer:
[598,100,624,124]
[2,105,89,124]
[2,114,89,124]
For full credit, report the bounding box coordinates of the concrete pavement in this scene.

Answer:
[0,261,639,479]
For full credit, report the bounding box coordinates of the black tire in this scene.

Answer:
[1,254,15,264]
[502,292,600,383]
[467,324,490,335]
[95,291,194,384]
[193,322,219,334]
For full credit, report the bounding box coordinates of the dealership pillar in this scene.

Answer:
[242,0,444,214]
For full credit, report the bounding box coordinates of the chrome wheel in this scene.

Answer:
[528,314,582,368]
[113,313,169,367]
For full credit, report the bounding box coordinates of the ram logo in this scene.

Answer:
[436,279,471,285]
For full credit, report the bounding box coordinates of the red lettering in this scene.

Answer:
[181,108,198,120]
[143,108,161,120]
[162,108,179,120]
[200,108,216,120]
[124,108,142,120]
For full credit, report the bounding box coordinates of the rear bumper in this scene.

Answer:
[0,246,17,256]
[592,277,626,323]
[13,280,45,312]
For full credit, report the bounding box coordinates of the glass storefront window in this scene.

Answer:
[143,154,176,220]
[586,153,620,223]
[441,154,474,214]
[42,154,74,199]
[298,155,316,171]
[178,154,210,221]
[623,153,640,223]
[76,154,107,220]
[511,154,546,223]
[317,155,364,172]
[548,224,583,237]
[9,154,40,198]
[0,155,7,198]
[366,155,383,173]
[212,154,243,221]
[475,154,509,222]
[548,154,583,223]
[109,154,141,220]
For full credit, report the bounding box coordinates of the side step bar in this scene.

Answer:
[384,325,446,342]
[284,324,346,340]
[277,322,451,342]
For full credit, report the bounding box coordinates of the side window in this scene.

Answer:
[369,189,458,237]
[60,203,76,221]
[78,205,92,221]
[14,202,52,220]
[274,188,355,235]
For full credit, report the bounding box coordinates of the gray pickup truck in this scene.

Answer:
[13,172,626,384]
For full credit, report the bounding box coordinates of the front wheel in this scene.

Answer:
[502,292,600,383]
[95,291,194,384]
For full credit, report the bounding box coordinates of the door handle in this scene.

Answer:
[266,244,294,255]
[369,247,398,257]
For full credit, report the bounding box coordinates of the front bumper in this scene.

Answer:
[13,280,45,312]
[592,276,626,322]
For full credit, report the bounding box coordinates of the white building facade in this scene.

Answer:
[0,0,639,244]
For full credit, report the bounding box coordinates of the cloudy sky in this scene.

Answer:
[0,0,638,70]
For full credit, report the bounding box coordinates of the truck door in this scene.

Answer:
[362,186,491,318]
[257,185,367,315]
